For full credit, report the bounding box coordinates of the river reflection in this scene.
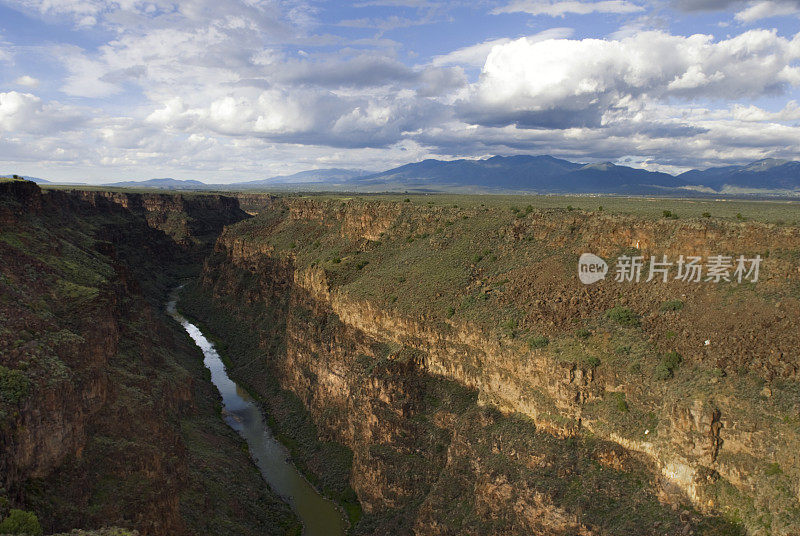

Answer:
[167,293,347,536]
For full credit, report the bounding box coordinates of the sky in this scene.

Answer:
[0,0,799,183]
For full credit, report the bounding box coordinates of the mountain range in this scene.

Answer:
[351,155,686,194]
[9,156,800,196]
[104,178,209,189]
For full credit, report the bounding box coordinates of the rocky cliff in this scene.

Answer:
[0,181,295,535]
[66,189,249,254]
[184,196,800,535]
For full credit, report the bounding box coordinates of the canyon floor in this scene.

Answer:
[2,179,799,535]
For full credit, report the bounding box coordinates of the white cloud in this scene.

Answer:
[3,0,800,182]
[492,0,645,16]
[430,29,573,67]
[729,101,800,121]
[735,0,800,20]
[0,91,85,133]
[14,75,39,87]
[461,30,800,128]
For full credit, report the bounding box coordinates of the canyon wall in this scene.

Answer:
[0,181,296,535]
[67,189,250,254]
[186,196,800,535]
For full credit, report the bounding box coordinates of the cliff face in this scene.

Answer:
[0,181,295,535]
[188,196,800,535]
[68,189,249,253]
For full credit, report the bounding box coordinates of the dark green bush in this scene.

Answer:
[655,351,683,380]
[606,306,640,327]
[662,210,679,219]
[611,392,629,413]
[576,328,592,339]
[0,509,43,535]
[0,366,30,405]
[528,335,549,349]
[765,462,783,476]
[660,299,684,312]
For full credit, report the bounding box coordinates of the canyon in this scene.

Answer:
[2,180,799,535]
[0,181,296,535]
[184,196,800,534]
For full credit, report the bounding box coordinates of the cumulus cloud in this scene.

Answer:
[460,30,800,129]
[492,0,645,16]
[0,92,86,134]
[729,100,800,121]
[3,0,800,182]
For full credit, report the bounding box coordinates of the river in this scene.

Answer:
[166,292,347,536]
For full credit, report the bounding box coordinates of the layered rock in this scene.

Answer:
[188,196,799,534]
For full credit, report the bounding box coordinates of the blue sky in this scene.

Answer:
[1,0,799,183]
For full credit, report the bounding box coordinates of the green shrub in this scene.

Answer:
[702,212,711,218]
[606,306,640,327]
[0,509,43,535]
[446,306,455,318]
[655,351,683,380]
[663,351,682,369]
[765,462,783,476]
[0,366,30,405]
[662,210,678,219]
[654,362,673,380]
[500,318,517,338]
[611,392,629,413]
[660,299,684,312]
[528,335,549,349]
[586,356,601,368]
[576,328,592,339]
[614,345,631,355]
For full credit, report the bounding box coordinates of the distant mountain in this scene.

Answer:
[104,178,210,189]
[678,159,800,192]
[349,155,686,194]
[1,175,50,183]
[237,168,369,186]
[91,156,800,196]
